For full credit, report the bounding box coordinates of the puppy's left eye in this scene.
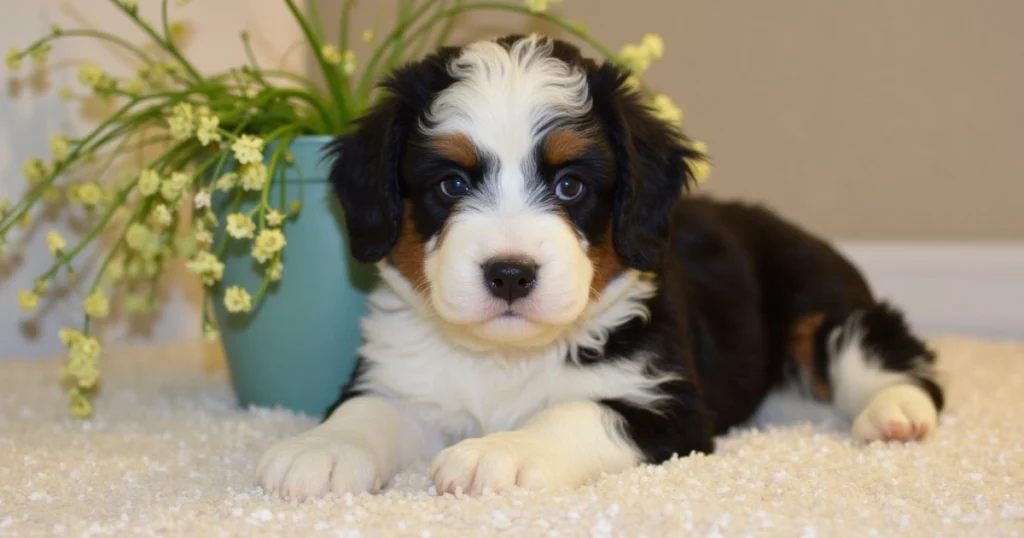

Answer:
[554,174,585,203]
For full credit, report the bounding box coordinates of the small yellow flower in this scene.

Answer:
[104,257,125,284]
[138,169,161,196]
[239,163,267,191]
[123,77,144,95]
[59,87,74,102]
[116,0,139,9]
[268,260,283,282]
[252,229,286,263]
[214,172,237,191]
[169,21,188,41]
[84,289,110,318]
[265,210,284,227]
[29,44,51,67]
[650,94,683,126]
[75,181,103,206]
[18,290,39,312]
[641,34,664,60]
[196,115,221,146]
[619,44,652,74]
[46,230,66,255]
[167,102,195,141]
[59,328,84,347]
[6,47,22,71]
[361,29,375,43]
[342,50,357,76]
[686,140,711,183]
[185,251,224,286]
[69,335,101,362]
[321,44,342,65]
[525,0,561,13]
[149,204,173,228]
[69,389,94,419]
[231,135,264,165]
[226,213,255,239]
[126,223,154,252]
[194,225,213,246]
[161,172,189,201]
[22,157,50,184]
[193,190,211,210]
[42,186,61,204]
[77,61,106,88]
[202,323,219,341]
[223,286,252,313]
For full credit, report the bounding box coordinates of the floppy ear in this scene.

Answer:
[326,48,461,263]
[325,95,409,264]
[588,63,706,271]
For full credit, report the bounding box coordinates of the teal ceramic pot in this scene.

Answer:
[209,135,376,418]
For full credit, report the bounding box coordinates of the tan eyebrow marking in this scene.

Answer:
[432,133,478,168]
[544,129,591,165]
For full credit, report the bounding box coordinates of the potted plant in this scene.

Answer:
[1,0,707,419]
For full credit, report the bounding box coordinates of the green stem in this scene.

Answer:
[338,0,357,61]
[111,0,204,82]
[357,0,436,101]
[282,0,345,129]
[21,29,155,65]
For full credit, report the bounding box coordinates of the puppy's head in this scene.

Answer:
[328,34,704,349]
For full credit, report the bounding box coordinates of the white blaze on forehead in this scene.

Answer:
[421,35,592,214]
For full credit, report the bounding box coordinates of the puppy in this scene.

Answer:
[256,34,944,499]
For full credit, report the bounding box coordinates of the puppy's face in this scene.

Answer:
[328,35,703,349]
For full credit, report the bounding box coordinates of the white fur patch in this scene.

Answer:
[431,401,640,495]
[356,267,669,445]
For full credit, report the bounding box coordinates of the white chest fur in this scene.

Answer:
[353,266,671,446]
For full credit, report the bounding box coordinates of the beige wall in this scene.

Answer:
[327,0,1024,241]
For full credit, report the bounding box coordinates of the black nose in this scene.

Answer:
[483,258,537,303]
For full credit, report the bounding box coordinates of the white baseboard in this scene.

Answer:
[836,242,1024,340]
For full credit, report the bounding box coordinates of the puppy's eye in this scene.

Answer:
[554,174,585,203]
[438,175,470,200]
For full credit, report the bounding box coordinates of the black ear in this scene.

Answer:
[589,63,706,271]
[325,97,407,263]
[326,49,460,263]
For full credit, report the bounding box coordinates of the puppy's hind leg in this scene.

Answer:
[822,303,945,443]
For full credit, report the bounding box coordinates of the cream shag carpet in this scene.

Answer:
[1,337,1023,537]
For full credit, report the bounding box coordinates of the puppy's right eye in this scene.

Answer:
[438,175,470,200]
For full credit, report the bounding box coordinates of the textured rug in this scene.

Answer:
[1,337,1023,537]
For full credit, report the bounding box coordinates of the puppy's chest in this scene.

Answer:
[359,311,607,440]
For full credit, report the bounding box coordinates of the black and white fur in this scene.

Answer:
[256,34,945,499]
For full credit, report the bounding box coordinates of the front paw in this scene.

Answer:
[430,432,575,496]
[256,433,381,501]
[853,384,938,443]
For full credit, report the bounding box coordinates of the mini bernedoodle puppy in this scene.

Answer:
[256,34,945,500]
